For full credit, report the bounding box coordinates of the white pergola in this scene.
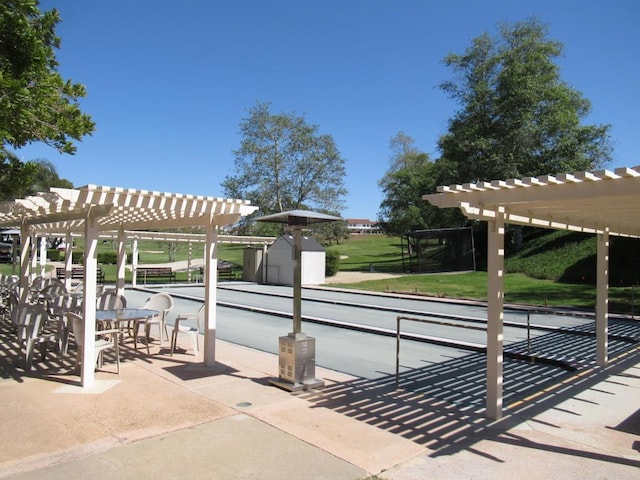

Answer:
[424,166,640,420]
[0,185,258,388]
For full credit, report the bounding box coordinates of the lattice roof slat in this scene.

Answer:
[424,166,640,237]
[0,185,258,233]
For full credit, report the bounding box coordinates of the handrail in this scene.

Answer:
[395,315,486,390]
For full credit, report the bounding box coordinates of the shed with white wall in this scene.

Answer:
[266,234,325,286]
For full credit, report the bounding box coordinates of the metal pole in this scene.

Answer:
[527,310,531,354]
[292,226,302,334]
[395,316,400,390]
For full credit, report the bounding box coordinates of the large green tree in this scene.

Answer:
[222,102,347,231]
[0,154,71,201]
[1,0,94,155]
[438,18,612,183]
[378,132,462,235]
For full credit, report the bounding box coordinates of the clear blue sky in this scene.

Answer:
[14,0,640,220]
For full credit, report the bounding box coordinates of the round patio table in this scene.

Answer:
[96,308,158,354]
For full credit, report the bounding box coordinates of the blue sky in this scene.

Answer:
[14,0,640,220]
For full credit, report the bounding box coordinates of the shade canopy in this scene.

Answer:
[257,209,342,227]
[0,185,258,233]
[424,167,640,238]
[424,165,640,420]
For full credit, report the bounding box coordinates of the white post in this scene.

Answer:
[262,243,268,284]
[203,220,218,366]
[187,241,192,283]
[64,230,73,291]
[39,237,47,277]
[131,240,139,288]
[596,229,609,366]
[486,208,505,420]
[81,208,99,388]
[30,233,38,283]
[116,227,127,297]
[19,223,32,304]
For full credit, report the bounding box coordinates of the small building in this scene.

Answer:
[265,234,326,286]
[346,218,382,234]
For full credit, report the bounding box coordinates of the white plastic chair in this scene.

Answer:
[67,311,121,374]
[96,290,127,310]
[139,293,174,354]
[47,294,82,355]
[20,304,57,371]
[170,304,205,356]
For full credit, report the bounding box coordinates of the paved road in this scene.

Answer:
[122,282,640,412]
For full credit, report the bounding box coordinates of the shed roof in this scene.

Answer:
[270,234,325,252]
[423,167,640,237]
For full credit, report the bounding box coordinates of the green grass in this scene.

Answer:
[329,271,639,314]
[330,235,405,272]
[326,232,639,315]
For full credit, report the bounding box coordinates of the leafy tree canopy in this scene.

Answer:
[438,18,612,183]
[0,0,95,156]
[222,102,347,233]
[0,153,71,202]
[378,132,464,235]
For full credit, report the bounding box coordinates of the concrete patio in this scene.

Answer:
[1,313,639,480]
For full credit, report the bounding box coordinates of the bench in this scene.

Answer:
[198,261,235,280]
[137,266,176,284]
[56,266,105,284]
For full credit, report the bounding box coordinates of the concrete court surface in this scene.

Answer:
[0,313,639,479]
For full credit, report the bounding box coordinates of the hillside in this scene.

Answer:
[505,229,640,287]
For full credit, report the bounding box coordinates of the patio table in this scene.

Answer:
[96,308,158,353]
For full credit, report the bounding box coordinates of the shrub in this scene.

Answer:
[47,249,61,261]
[97,252,119,264]
[325,248,341,276]
[69,251,134,265]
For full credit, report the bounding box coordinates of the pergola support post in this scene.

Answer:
[596,229,609,366]
[81,207,99,388]
[63,229,73,291]
[131,240,139,288]
[39,237,47,277]
[19,223,32,303]
[486,208,505,420]
[203,220,218,366]
[29,232,37,283]
[116,227,127,297]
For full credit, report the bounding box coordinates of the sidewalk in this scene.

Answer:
[1,321,639,479]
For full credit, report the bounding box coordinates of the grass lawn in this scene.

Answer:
[328,271,638,314]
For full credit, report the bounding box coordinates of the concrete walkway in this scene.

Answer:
[1,318,639,479]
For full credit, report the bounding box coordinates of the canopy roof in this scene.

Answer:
[424,166,640,237]
[0,185,258,233]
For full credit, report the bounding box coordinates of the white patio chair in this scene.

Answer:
[67,311,121,374]
[20,304,57,371]
[170,304,205,356]
[96,290,127,310]
[138,292,174,354]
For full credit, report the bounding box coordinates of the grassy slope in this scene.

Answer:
[328,232,639,314]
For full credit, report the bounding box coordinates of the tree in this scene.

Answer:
[0,150,36,201]
[1,1,95,156]
[28,158,73,191]
[222,102,347,223]
[314,216,349,246]
[377,132,463,235]
[0,153,72,202]
[438,18,612,183]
